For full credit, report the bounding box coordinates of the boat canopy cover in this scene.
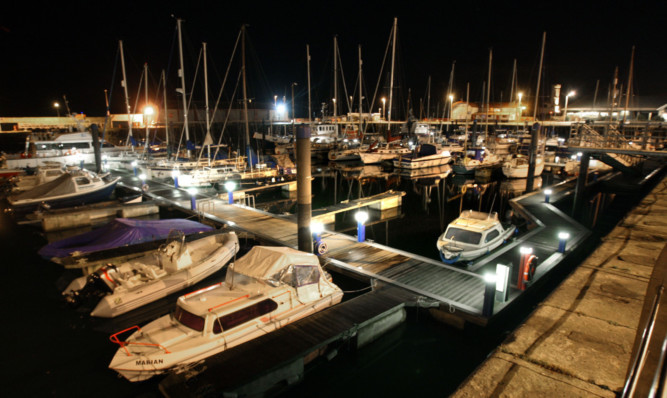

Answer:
[10,173,77,201]
[38,218,213,259]
[233,246,320,280]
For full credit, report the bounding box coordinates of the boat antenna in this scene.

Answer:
[488,192,497,214]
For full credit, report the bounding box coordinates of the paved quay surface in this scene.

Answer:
[453,175,667,397]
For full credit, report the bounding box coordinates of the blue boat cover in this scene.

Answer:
[38,218,213,259]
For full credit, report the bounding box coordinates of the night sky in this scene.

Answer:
[1,1,665,118]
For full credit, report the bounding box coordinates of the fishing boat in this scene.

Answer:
[108,245,343,382]
[63,230,239,318]
[7,169,120,211]
[436,210,515,264]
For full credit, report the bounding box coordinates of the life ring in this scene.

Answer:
[461,185,467,194]
[523,255,538,282]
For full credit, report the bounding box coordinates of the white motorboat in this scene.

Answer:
[63,230,239,318]
[359,141,411,164]
[9,162,67,192]
[436,210,515,264]
[108,245,343,382]
[393,143,457,170]
[501,155,545,178]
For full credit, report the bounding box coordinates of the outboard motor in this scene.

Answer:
[63,264,118,307]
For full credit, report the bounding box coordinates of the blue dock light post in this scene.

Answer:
[482,273,497,317]
[187,188,197,211]
[311,221,327,255]
[102,155,108,172]
[171,170,180,188]
[138,174,148,192]
[544,189,552,204]
[558,232,570,253]
[132,160,138,176]
[224,181,236,205]
[355,211,368,243]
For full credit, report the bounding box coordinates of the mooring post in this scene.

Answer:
[482,274,496,317]
[296,124,313,253]
[91,124,102,173]
[572,152,590,217]
[525,122,540,192]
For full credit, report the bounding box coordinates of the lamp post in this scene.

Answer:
[54,102,60,117]
[171,169,180,188]
[355,211,368,243]
[558,232,570,253]
[563,91,575,121]
[544,189,552,204]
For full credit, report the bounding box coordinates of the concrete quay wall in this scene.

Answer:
[453,176,667,397]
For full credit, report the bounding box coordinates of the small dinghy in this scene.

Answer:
[436,210,515,264]
[108,245,343,382]
[63,230,239,318]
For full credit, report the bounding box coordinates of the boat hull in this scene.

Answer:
[8,178,120,211]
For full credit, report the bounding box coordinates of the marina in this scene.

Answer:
[2,5,667,397]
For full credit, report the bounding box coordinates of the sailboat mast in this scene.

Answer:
[464,82,470,147]
[485,48,492,138]
[177,19,191,159]
[144,63,149,153]
[623,45,635,125]
[387,17,397,126]
[533,32,546,120]
[307,44,312,123]
[358,45,363,139]
[241,25,252,168]
[333,36,338,120]
[509,59,517,104]
[119,40,133,147]
[203,42,212,165]
[162,69,169,153]
[426,75,431,119]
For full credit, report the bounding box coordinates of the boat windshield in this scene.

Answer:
[444,227,482,245]
[173,306,205,332]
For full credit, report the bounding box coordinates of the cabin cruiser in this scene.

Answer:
[392,143,461,170]
[436,210,515,264]
[501,155,545,178]
[359,141,411,164]
[108,245,343,382]
[63,230,239,318]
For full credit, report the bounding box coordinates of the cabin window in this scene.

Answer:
[75,177,90,185]
[485,230,500,243]
[174,306,205,332]
[295,265,319,287]
[444,227,482,245]
[213,299,278,334]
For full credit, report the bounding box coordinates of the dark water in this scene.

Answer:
[1,163,658,397]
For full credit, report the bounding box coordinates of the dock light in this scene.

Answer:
[224,181,237,204]
[187,188,198,211]
[131,160,138,176]
[78,154,84,170]
[558,232,570,253]
[576,152,582,161]
[355,211,369,243]
[495,264,511,302]
[482,273,497,317]
[171,169,180,188]
[138,173,148,192]
[544,189,552,203]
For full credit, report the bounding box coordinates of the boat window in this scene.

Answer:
[174,306,205,332]
[295,265,319,287]
[75,177,91,185]
[213,299,278,334]
[485,229,500,243]
[444,227,482,245]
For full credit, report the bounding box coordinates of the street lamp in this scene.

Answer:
[54,102,60,117]
[563,91,575,121]
[355,211,368,243]
[381,97,386,120]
